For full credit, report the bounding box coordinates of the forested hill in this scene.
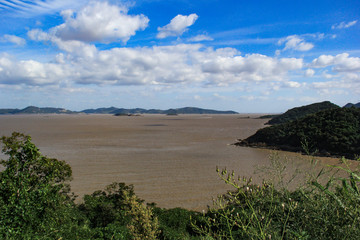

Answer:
[236,107,360,159]
[267,101,340,125]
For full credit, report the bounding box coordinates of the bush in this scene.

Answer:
[153,207,202,239]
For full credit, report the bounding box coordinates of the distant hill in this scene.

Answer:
[81,107,120,114]
[0,106,237,115]
[0,106,74,114]
[236,107,360,159]
[344,102,360,108]
[0,108,20,114]
[267,101,340,125]
[82,107,238,115]
[164,107,237,115]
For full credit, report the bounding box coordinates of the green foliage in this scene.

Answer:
[243,107,360,159]
[78,182,161,239]
[79,183,135,228]
[154,207,202,239]
[0,132,89,239]
[267,101,339,125]
[124,190,160,239]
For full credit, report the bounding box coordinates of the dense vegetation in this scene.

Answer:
[1,132,360,239]
[237,107,360,159]
[267,101,339,125]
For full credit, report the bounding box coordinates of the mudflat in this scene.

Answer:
[0,114,336,210]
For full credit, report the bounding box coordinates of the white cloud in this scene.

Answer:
[53,1,149,43]
[28,28,98,58]
[311,53,360,72]
[281,81,302,88]
[157,14,198,39]
[1,34,26,46]
[201,53,303,86]
[332,20,357,30]
[28,29,52,41]
[278,35,314,52]
[0,43,306,88]
[305,68,315,77]
[0,54,65,85]
[187,34,213,42]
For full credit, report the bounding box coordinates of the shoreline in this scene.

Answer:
[233,139,358,160]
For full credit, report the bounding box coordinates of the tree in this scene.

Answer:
[0,132,86,239]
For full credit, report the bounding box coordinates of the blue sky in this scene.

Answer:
[0,0,359,112]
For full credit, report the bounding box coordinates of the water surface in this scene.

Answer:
[0,114,341,210]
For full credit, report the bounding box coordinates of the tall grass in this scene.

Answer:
[191,154,360,239]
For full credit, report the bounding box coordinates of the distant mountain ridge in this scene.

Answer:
[344,102,360,108]
[0,106,74,115]
[0,106,238,115]
[82,106,238,115]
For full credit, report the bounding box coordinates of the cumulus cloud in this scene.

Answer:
[0,54,65,85]
[308,54,360,95]
[278,35,314,52]
[311,53,360,72]
[201,53,303,85]
[28,28,98,58]
[157,14,198,39]
[1,34,26,46]
[52,1,149,43]
[332,20,357,30]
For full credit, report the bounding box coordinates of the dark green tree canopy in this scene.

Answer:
[0,132,75,239]
[240,108,360,159]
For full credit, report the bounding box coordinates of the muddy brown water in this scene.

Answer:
[0,114,347,211]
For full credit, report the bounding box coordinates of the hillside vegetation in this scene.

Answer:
[237,107,360,159]
[267,101,340,125]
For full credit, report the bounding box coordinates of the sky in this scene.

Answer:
[0,0,359,113]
